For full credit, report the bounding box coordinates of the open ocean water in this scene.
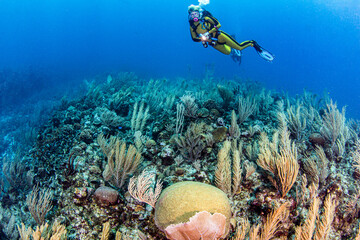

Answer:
[0,0,359,117]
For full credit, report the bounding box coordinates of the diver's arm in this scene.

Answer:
[190,26,201,42]
[206,16,221,34]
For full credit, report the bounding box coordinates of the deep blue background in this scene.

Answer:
[0,0,359,118]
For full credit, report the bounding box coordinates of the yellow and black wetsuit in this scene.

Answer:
[189,12,256,55]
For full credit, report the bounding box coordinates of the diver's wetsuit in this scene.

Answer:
[189,12,257,55]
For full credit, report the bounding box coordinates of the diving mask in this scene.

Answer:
[189,11,201,22]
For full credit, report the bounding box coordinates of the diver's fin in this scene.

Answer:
[230,48,242,65]
[233,49,242,57]
[257,48,275,62]
[253,42,275,62]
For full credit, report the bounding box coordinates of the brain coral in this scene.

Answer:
[154,181,231,239]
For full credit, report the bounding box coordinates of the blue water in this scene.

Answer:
[0,0,359,117]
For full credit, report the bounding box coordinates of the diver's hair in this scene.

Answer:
[188,4,202,13]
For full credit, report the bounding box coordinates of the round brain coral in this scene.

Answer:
[154,181,231,240]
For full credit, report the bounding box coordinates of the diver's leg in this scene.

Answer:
[217,31,255,51]
[217,31,275,61]
[213,43,232,55]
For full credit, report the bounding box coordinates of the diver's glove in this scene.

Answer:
[199,32,210,48]
[199,32,210,41]
[200,32,216,48]
[253,41,275,62]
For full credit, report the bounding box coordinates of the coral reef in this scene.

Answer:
[1,71,360,239]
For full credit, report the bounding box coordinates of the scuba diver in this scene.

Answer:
[188,4,275,63]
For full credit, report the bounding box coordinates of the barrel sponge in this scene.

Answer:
[154,181,231,236]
